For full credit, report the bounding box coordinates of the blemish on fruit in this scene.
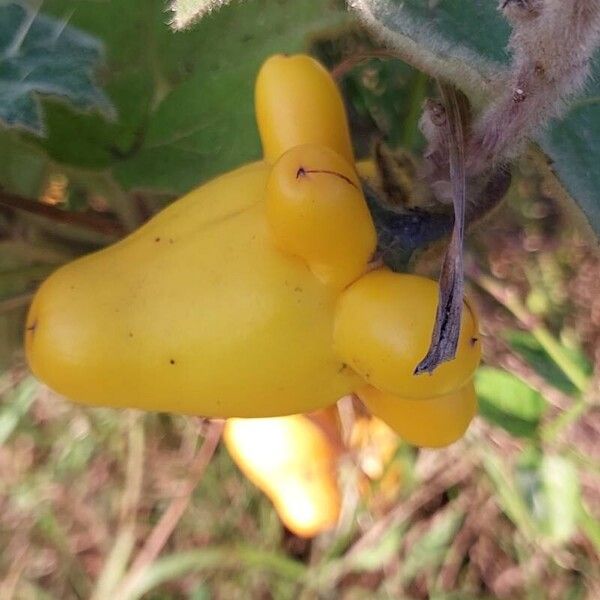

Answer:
[295,166,358,189]
[470,336,479,346]
[155,237,161,242]
[169,359,176,365]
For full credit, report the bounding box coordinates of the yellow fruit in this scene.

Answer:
[350,415,400,480]
[255,54,354,164]
[24,49,482,452]
[266,144,376,290]
[25,162,360,417]
[333,269,481,399]
[358,381,478,448]
[223,413,341,537]
[350,414,403,508]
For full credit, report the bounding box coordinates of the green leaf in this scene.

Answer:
[170,0,235,30]
[351,0,600,237]
[540,455,580,543]
[33,0,172,170]
[481,449,538,540]
[34,0,346,193]
[121,547,306,600]
[346,524,404,572]
[515,446,544,521]
[504,329,579,395]
[0,1,114,135]
[0,376,37,445]
[539,55,600,237]
[348,0,506,104]
[398,508,464,584]
[475,366,547,438]
[114,0,348,193]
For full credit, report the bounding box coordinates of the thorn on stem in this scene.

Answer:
[513,88,527,103]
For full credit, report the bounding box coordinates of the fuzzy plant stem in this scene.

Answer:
[416,0,600,201]
[469,0,600,174]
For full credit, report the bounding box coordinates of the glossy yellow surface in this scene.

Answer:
[358,381,478,448]
[266,144,376,290]
[24,51,482,446]
[333,269,481,399]
[25,162,360,417]
[223,413,341,537]
[255,54,354,165]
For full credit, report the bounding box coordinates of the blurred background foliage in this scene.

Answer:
[0,1,599,598]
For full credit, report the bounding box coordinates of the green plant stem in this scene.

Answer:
[530,327,589,393]
[473,274,589,393]
[402,70,428,149]
[120,546,307,600]
[542,398,588,443]
[90,411,145,600]
[114,420,223,599]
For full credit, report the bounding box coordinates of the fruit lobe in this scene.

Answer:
[358,381,478,448]
[333,269,481,399]
[255,54,354,165]
[266,143,376,290]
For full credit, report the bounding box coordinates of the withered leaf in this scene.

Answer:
[415,82,470,375]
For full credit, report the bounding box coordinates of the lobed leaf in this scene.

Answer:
[0,1,114,135]
[34,0,347,194]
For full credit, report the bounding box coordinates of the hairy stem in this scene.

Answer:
[470,0,600,173]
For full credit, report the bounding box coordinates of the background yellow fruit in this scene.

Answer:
[224,413,341,537]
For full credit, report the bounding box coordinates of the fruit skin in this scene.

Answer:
[266,144,376,290]
[25,161,361,417]
[255,54,354,165]
[333,269,481,400]
[25,53,377,418]
[223,412,341,538]
[24,49,483,446]
[358,381,478,448]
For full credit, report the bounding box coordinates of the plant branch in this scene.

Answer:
[90,411,145,600]
[114,420,224,599]
[0,189,124,238]
[469,0,600,174]
[0,292,34,313]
